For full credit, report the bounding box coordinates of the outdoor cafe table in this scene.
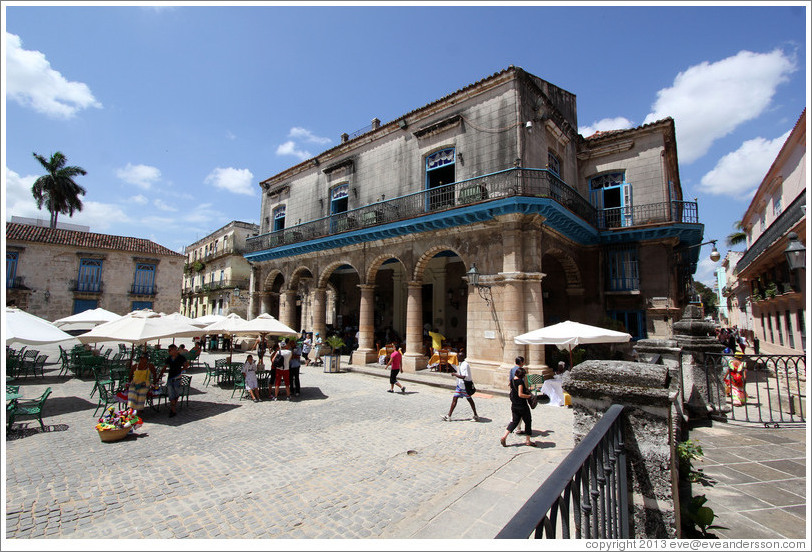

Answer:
[428,351,459,372]
[6,391,23,403]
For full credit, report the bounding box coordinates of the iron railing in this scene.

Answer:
[496,404,628,539]
[703,353,806,427]
[70,279,103,293]
[129,284,157,295]
[598,200,699,230]
[247,168,700,253]
[6,276,27,289]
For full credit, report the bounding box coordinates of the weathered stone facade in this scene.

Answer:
[5,222,183,320]
[243,66,705,387]
[181,220,259,319]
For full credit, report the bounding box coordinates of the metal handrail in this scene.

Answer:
[496,404,628,539]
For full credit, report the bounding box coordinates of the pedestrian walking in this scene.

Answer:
[302,332,313,366]
[509,356,527,434]
[442,352,479,421]
[501,366,535,447]
[386,342,406,393]
[267,343,281,398]
[753,335,760,355]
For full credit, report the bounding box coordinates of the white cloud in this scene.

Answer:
[4,167,43,219]
[68,201,130,231]
[579,117,635,138]
[695,257,722,289]
[5,32,102,119]
[643,49,796,164]
[289,127,332,145]
[129,194,149,205]
[699,131,791,198]
[226,130,236,141]
[276,141,312,161]
[153,198,178,212]
[182,203,225,225]
[204,167,255,196]
[116,163,161,190]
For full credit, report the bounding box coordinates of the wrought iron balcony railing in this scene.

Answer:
[129,284,157,296]
[70,280,104,293]
[598,200,698,230]
[6,276,27,290]
[246,168,699,253]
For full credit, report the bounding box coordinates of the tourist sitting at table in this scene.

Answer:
[187,342,202,361]
[128,353,157,416]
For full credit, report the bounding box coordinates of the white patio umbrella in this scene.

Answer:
[191,313,227,327]
[231,313,298,338]
[54,307,122,332]
[514,320,632,368]
[5,307,77,345]
[77,309,206,348]
[202,313,249,362]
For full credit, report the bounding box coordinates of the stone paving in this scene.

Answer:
[5,343,575,540]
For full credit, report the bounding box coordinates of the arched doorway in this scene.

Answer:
[415,249,468,354]
[372,257,407,349]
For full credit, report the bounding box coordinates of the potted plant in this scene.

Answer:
[765,281,778,298]
[324,335,345,373]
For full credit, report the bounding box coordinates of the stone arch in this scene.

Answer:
[413,245,466,282]
[366,253,408,284]
[543,247,582,289]
[262,269,284,292]
[288,265,315,291]
[317,260,360,289]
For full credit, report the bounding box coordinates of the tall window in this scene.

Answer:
[77,258,103,292]
[590,172,632,228]
[331,184,349,215]
[773,188,783,217]
[608,310,646,340]
[219,270,225,284]
[767,313,774,342]
[273,205,286,232]
[606,245,639,291]
[7,251,19,288]
[73,299,97,314]
[547,150,561,175]
[798,310,806,351]
[776,312,784,346]
[426,148,456,211]
[132,263,156,294]
[785,310,794,349]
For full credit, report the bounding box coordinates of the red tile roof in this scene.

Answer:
[6,223,184,257]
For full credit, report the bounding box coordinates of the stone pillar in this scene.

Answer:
[352,284,378,365]
[259,293,269,315]
[564,360,681,539]
[403,281,427,372]
[312,287,327,338]
[280,290,297,331]
[248,268,257,320]
[671,304,726,420]
[500,275,525,367]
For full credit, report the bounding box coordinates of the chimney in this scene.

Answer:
[340,133,349,143]
[371,118,381,130]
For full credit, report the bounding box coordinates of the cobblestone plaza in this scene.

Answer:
[4,345,575,542]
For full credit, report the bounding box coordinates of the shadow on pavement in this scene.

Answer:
[6,423,70,441]
[138,400,241,426]
[39,395,98,417]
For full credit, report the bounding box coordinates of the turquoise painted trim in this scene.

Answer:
[244,199,704,264]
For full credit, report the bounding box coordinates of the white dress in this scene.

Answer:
[242,360,258,390]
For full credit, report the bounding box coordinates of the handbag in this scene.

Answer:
[464,379,476,396]
[528,394,539,409]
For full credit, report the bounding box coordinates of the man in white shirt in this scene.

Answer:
[442,352,479,422]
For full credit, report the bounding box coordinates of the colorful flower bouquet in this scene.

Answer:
[95,406,143,442]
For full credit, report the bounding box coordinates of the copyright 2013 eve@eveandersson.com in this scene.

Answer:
[586,540,809,551]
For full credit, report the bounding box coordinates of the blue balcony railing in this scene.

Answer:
[70,280,103,293]
[246,168,699,253]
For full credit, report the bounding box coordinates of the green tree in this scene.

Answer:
[694,281,718,317]
[31,151,88,229]
[725,220,747,248]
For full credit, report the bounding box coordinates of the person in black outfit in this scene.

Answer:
[159,344,188,418]
[753,336,760,355]
[501,366,535,447]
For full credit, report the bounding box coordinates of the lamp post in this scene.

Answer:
[466,263,492,306]
[784,232,806,290]
[680,239,721,305]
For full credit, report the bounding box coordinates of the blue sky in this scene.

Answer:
[3,2,808,289]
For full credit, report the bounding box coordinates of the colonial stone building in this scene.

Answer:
[181,221,259,319]
[724,109,806,354]
[244,66,705,386]
[6,222,183,320]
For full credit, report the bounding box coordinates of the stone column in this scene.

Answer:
[247,270,256,320]
[352,284,378,365]
[280,290,297,331]
[259,293,269,315]
[564,360,681,539]
[312,287,327,338]
[402,281,427,372]
[500,275,525,367]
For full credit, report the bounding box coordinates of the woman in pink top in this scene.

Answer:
[385,343,406,394]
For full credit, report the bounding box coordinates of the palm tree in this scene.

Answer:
[31,151,88,229]
[726,220,747,248]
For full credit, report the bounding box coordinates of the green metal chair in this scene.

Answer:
[526,373,545,397]
[32,355,48,378]
[93,384,121,417]
[90,365,114,399]
[231,372,247,400]
[180,374,193,407]
[57,345,72,377]
[201,362,216,387]
[8,387,52,431]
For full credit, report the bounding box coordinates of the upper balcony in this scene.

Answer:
[245,168,700,261]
